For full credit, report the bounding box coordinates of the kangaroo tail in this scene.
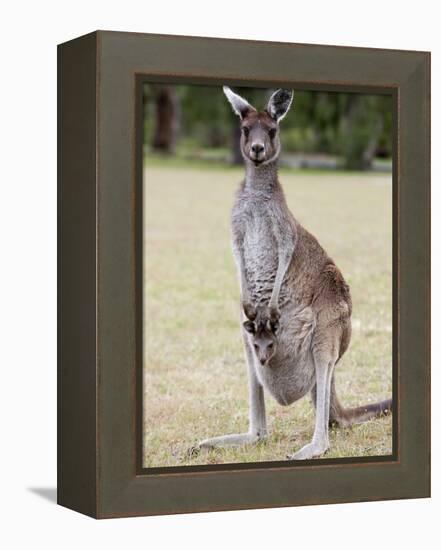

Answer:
[329,376,392,428]
[311,375,392,428]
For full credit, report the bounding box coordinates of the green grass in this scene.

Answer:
[143,161,392,467]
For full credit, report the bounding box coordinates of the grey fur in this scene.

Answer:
[198,88,392,460]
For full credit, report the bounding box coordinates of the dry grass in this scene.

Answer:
[143,163,392,467]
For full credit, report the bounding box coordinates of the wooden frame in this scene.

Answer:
[58,30,430,518]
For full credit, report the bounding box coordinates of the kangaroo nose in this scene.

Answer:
[260,357,266,365]
[251,143,264,154]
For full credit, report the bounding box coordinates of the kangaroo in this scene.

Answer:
[198,86,392,460]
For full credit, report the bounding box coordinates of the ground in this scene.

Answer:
[143,160,392,468]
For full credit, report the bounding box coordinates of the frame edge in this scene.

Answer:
[57,31,99,519]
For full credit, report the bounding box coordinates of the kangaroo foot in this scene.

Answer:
[195,431,266,452]
[287,441,329,460]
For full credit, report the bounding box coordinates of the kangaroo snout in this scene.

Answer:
[251,143,264,154]
[250,143,265,163]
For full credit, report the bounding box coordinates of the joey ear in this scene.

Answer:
[223,86,256,119]
[243,320,256,334]
[269,306,281,322]
[243,302,257,321]
[268,306,280,332]
[266,89,294,122]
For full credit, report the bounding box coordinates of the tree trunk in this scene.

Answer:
[152,86,178,153]
[361,118,383,170]
[341,95,383,171]
[231,124,242,165]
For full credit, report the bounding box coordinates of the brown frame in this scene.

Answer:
[58,30,430,518]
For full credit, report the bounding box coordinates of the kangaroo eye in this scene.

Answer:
[254,344,258,352]
[242,127,250,138]
[268,342,274,349]
[268,128,277,140]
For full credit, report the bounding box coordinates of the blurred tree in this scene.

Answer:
[143,84,392,170]
[150,86,179,153]
[337,94,384,170]
[178,85,231,148]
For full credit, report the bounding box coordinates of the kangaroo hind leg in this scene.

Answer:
[310,373,349,428]
[288,347,336,460]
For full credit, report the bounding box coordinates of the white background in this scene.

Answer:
[0,1,438,547]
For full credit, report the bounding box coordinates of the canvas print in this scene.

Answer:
[142,83,393,468]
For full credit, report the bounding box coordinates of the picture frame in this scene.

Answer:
[58,30,430,518]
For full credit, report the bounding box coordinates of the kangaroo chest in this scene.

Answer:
[237,200,280,303]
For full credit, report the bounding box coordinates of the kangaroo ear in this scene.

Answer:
[266,89,294,122]
[243,320,256,334]
[223,86,256,119]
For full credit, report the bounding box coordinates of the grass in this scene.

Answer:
[143,160,392,468]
